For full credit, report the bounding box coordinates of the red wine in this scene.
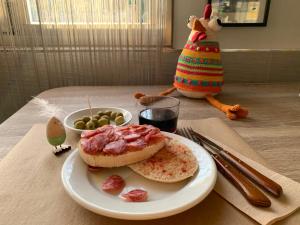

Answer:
[139,108,178,133]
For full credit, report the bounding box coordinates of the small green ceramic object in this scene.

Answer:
[47,135,66,147]
[46,117,67,147]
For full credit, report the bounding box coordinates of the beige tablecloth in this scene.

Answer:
[0,118,299,225]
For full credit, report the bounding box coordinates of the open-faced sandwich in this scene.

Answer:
[129,139,198,183]
[79,124,166,167]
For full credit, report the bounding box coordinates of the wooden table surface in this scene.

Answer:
[0,83,300,183]
[1,83,300,225]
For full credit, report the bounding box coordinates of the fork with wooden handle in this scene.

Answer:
[178,128,271,208]
[188,128,283,198]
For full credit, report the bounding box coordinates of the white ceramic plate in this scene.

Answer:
[64,107,132,134]
[61,132,217,220]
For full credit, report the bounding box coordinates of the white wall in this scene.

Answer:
[173,0,300,49]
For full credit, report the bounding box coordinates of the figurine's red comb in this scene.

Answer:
[204,2,212,20]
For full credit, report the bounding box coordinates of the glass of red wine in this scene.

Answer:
[138,96,180,133]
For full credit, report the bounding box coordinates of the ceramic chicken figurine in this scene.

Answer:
[32,97,71,155]
[135,0,248,120]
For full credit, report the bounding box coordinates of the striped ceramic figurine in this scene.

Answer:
[135,0,248,120]
[174,2,223,98]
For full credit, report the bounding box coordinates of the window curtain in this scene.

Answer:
[0,0,168,122]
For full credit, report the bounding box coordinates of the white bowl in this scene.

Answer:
[64,107,132,134]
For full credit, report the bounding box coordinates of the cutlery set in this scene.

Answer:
[178,127,283,207]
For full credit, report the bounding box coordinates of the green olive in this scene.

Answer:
[101,115,110,120]
[116,112,123,118]
[104,110,112,117]
[110,112,118,120]
[74,121,86,129]
[115,116,125,125]
[86,121,95,130]
[82,116,91,123]
[98,118,109,127]
[74,119,84,125]
[93,115,100,120]
[91,119,99,128]
[97,111,105,117]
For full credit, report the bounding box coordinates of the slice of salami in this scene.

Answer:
[81,125,114,138]
[123,133,141,142]
[139,126,159,137]
[134,126,147,133]
[104,127,116,139]
[84,133,109,155]
[119,130,131,136]
[116,126,130,131]
[130,125,141,128]
[144,129,159,142]
[120,189,148,202]
[126,139,146,148]
[80,138,90,151]
[87,165,102,172]
[81,129,99,138]
[148,133,165,140]
[103,139,126,154]
[110,132,122,142]
[102,175,125,194]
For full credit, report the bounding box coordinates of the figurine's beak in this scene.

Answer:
[208,18,222,32]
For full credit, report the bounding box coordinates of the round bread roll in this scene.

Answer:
[79,137,166,168]
[128,140,198,183]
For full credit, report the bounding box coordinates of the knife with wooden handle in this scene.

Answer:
[179,128,271,207]
[190,129,283,197]
[218,150,283,197]
[211,152,271,207]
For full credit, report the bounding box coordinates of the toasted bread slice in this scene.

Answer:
[79,137,166,168]
[128,140,198,183]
